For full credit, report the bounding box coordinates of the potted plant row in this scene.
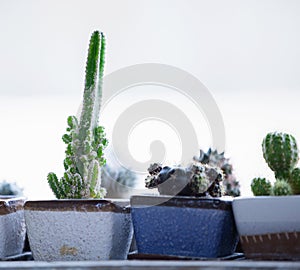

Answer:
[130,149,240,259]
[24,31,133,261]
[233,131,300,260]
[7,29,299,262]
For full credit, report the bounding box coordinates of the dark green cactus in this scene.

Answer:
[262,132,298,180]
[272,179,292,196]
[251,177,272,196]
[48,31,108,199]
[290,168,300,194]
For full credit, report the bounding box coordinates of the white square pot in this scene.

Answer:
[0,197,26,258]
[24,199,133,261]
[233,196,300,260]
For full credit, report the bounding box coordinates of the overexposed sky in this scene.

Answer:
[0,0,300,198]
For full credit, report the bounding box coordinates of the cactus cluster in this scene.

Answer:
[194,148,240,197]
[251,132,300,196]
[145,162,224,197]
[0,180,23,196]
[101,165,137,198]
[47,31,108,199]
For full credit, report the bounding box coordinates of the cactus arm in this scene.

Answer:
[93,126,108,166]
[47,173,65,199]
[88,160,100,197]
[77,31,105,144]
[93,32,106,129]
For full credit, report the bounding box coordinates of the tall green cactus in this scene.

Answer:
[48,31,108,199]
[262,132,298,180]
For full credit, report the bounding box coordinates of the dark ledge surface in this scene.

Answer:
[0,261,300,269]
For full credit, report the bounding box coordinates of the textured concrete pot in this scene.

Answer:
[24,199,133,261]
[0,197,26,258]
[233,196,300,260]
[130,195,238,258]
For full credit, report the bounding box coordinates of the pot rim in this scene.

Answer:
[130,195,233,210]
[233,195,300,202]
[24,199,130,213]
[0,196,25,215]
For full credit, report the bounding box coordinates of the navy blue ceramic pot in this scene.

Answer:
[130,195,238,258]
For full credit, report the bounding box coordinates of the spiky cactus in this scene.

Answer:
[272,179,292,196]
[145,162,224,197]
[48,31,108,199]
[262,132,298,180]
[194,148,240,197]
[251,177,272,196]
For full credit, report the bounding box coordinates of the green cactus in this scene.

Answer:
[252,132,300,197]
[251,177,272,196]
[272,179,292,196]
[290,168,300,194]
[48,31,108,199]
[262,132,298,180]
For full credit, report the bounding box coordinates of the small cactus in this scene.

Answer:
[0,180,23,196]
[194,148,240,197]
[272,180,292,196]
[290,168,300,194]
[47,31,108,199]
[101,165,137,198]
[251,177,272,196]
[262,132,298,180]
[145,162,224,197]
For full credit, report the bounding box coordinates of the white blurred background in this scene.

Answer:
[0,0,300,199]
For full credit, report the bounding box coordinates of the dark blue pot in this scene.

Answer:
[130,195,238,258]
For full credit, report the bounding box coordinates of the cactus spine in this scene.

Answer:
[48,31,108,199]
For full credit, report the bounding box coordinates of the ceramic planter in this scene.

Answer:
[130,195,238,258]
[0,197,26,258]
[24,199,133,261]
[233,196,300,260]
